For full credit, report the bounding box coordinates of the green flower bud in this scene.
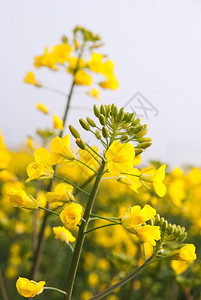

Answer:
[138,137,152,143]
[133,125,144,134]
[159,217,165,227]
[163,220,168,231]
[135,148,143,156]
[93,104,100,118]
[113,106,118,118]
[135,129,148,139]
[102,126,109,138]
[99,114,107,126]
[106,104,112,116]
[132,118,141,126]
[117,108,125,122]
[177,232,187,242]
[69,125,80,138]
[76,138,87,150]
[100,104,106,116]
[127,112,136,123]
[155,214,161,225]
[120,135,129,142]
[79,118,90,131]
[95,129,102,139]
[167,224,174,235]
[86,117,96,127]
[136,142,152,149]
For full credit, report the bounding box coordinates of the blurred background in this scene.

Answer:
[1,0,201,166]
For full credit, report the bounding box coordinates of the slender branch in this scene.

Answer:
[86,149,101,165]
[38,206,59,216]
[142,242,147,261]
[65,241,74,253]
[73,158,97,174]
[84,223,121,235]
[85,143,104,160]
[42,85,67,97]
[54,175,90,197]
[44,287,66,295]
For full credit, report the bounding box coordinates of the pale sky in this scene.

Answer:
[1,0,201,167]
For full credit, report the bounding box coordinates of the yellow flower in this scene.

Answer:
[74,70,92,86]
[87,272,99,288]
[100,60,115,78]
[34,47,58,70]
[46,183,74,204]
[121,205,156,228]
[0,134,11,169]
[24,72,41,87]
[36,103,49,114]
[49,134,75,165]
[171,260,189,275]
[99,76,118,90]
[26,148,54,182]
[87,88,100,100]
[0,170,17,182]
[53,115,63,130]
[105,141,135,176]
[7,189,38,210]
[60,202,83,226]
[16,277,45,298]
[118,169,142,193]
[121,205,160,246]
[53,226,76,243]
[52,43,72,64]
[177,244,197,261]
[136,225,161,246]
[151,164,166,197]
[87,53,103,73]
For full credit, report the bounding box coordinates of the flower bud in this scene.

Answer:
[133,125,144,134]
[86,117,96,127]
[135,148,143,156]
[163,220,168,231]
[117,108,125,122]
[102,126,109,138]
[95,129,102,139]
[127,113,136,123]
[100,104,106,116]
[132,118,141,126]
[135,129,148,139]
[76,138,87,150]
[118,176,133,185]
[113,106,118,118]
[69,125,80,138]
[155,214,161,225]
[136,142,152,149]
[99,114,106,126]
[79,118,90,131]
[138,137,152,143]
[120,135,129,142]
[93,104,100,118]
[106,104,112,116]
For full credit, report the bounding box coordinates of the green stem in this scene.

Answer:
[86,143,104,160]
[64,160,106,300]
[65,241,74,253]
[54,175,90,197]
[142,242,147,261]
[42,85,67,97]
[90,214,121,223]
[44,287,66,295]
[84,222,121,235]
[101,177,118,181]
[38,206,59,216]
[74,158,97,174]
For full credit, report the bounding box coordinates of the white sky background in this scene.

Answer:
[1,0,201,167]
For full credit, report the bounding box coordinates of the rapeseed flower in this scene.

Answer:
[36,103,49,114]
[7,189,38,210]
[176,244,197,261]
[16,277,45,298]
[34,47,58,70]
[105,141,135,176]
[53,115,63,130]
[53,226,76,243]
[60,202,83,226]
[74,70,92,86]
[24,72,41,87]
[52,43,72,64]
[87,53,103,73]
[46,183,74,205]
[87,87,100,100]
[49,134,75,165]
[26,148,54,182]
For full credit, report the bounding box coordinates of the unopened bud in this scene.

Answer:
[127,113,136,123]
[136,142,152,149]
[177,232,187,242]
[69,125,80,138]
[100,104,106,116]
[76,138,87,150]
[138,137,152,143]
[167,224,174,235]
[133,125,144,134]
[135,148,143,156]
[79,119,90,131]
[155,214,161,225]
[102,126,109,138]
[135,129,148,139]
[132,118,141,126]
[86,117,96,127]
[118,176,133,185]
[95,129,102,139]
[93,104,100,118]
[121,135,129,142]
[99,114,106,126]
[117,108,125,122]
[163,220,168,231]
[113,106,118,118]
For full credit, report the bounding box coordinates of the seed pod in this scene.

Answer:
[79,118,90,131]
[93,104,100,118]
[100,104,106,116]
[68,125,80,138]
[117,108,125,122]
[86,117,96,127]
[99,114,106,126]
[95,129,102,139]
[102,126,109,138]
[76,138,87,150]
[121,135,129,142]
[135,148,143,156]
[136,142,152,149]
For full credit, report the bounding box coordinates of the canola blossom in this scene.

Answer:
[16,277,45,297]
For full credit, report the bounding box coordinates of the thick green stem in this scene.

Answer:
[64,161,106,299]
